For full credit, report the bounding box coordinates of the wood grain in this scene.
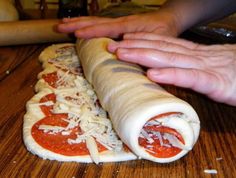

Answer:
[0,43,235,178]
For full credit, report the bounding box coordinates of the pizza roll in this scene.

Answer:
[76,38,200,163]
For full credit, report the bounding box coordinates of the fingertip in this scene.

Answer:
[74,30,92,39]
[107,42,119,53]
[62,17,72,22]
[147,69,162,81]
[57,23,66,32]
[61,18,68,23]
[74,30,83,37]
[123,33,132,39]
[147,68,160,75]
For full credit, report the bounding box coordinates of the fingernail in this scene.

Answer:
[108,42,119,52]
[62,18,69,22]
[149,70,160,76]
[123,33,131,39]
[57,24,65,31]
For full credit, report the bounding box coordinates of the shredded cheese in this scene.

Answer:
[38,125,65,134]
[86,136,100,164]
[163,133,191,150]
[140,129,154,144]
[37,46,123,163]
[140,113,192,151]
[48,46,81,75]
[29,101,54,106]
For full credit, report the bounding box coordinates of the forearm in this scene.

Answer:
[159,0,236,35]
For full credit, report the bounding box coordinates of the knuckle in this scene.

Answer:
[122,40,134,47]
[168,52,178,64]
[154,41,169,50]
[188,69,200,88]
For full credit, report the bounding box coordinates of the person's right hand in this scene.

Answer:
[57,11,179,39]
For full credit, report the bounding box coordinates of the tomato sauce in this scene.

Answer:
[139,113,184,158]
[32,115,107,156]
[42,72,58,88]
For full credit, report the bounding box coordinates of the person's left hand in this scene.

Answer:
[108,32,236,106]
[57,11,179,39]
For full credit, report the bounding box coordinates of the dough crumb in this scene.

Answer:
[216,157,223,161]
[204,169,217,174]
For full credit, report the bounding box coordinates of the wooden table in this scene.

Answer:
[0,39,236,178]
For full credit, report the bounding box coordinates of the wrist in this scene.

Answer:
[157,1,201,36]
[154,9,183,37]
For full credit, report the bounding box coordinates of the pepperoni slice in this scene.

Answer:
[39,93,56,116]
[139,113,184,158]
[42,72,58,88]
[32,115,107,156]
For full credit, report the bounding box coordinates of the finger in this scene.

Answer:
[108,39,194,55]
[58,17,112,33]
[196,43,236,51]
[62,16,97,23]
[115,48,203,69]
[147,68,219,96]
[62,16,112,23]
[123,33,226,57]
[73,15,143,38]
[74,21,132,38]
[58,21,95,33]
[123,32,203,50]
[62,17,81,23]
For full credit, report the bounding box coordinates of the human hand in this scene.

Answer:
[108,32,236,106]
[57,11,179,39]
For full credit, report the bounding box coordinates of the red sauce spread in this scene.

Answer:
[32,115,107,156]
[39,93,56,116]
[42,72,58,88]
[138,112,184,158]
